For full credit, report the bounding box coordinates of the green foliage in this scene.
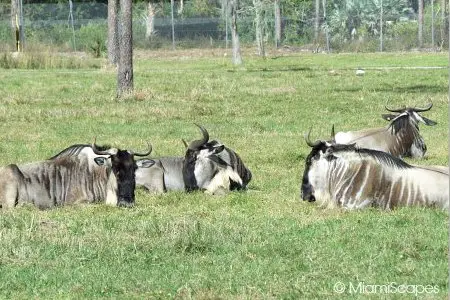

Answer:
[0,51,102,69]
[0,51,448,298]
[78,22,107,57]
[385,20,418,50]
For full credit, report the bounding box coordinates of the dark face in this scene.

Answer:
[95,150,138,207]
[110,150,138,207]
[301,142,328,202]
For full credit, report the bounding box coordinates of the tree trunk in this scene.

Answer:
[379,0,383,52]
[117,0,133,97]
[253,0,265,57]
[440,0,445,47]
[222,0,229,48]
[314,0,320,42]
[322,0,330,52]
[274,0,281,48]
[107,0,119,65]
[178,0,184,15]
[230,0,242,65]
[171,0,175,50]
[145,1,156,40]
[418,0,424,47]
[431,0,435,49]
[11,0,18,50]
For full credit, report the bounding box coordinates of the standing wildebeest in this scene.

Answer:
[135,124,252,194]
[0,140,152,209]
[301,130,448,210]
[334,104,437,158]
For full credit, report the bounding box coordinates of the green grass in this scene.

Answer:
[0,50,448,299]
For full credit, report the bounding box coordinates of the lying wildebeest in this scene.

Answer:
[135,124,252,194]
[333,103,437,158]
[301,130,448,210]
[0,140,151,209]
[182,124,252,193]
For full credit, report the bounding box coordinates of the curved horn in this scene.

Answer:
[91,137,117,155]
[181,139,188,149]
[330,124,336,142]
[130,142,152,157]
[188,124,209,150]
[384,105,407,113]
[304,128,321,148]
[412,103,433,112]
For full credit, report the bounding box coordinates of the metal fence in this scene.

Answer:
[0,1,448,54]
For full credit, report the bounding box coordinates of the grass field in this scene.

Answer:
[0,49,448,299]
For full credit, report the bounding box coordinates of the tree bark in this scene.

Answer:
[440,0,445,47]
[171,0,175,50]
[117,0,133,97]
[11,0,18,50]
[274,0,281,48]
[230,0,242,65]
[107,0,119,65]
[418,0,424,47]
[178,0,184,15]
[145,1,156,40]
[322,0,330,52]
[314,0,320,42]
[253,0,265,57]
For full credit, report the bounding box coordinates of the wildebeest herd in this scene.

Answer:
[0,104,447,211]
[301,103,448,210]
[0,124,252,209]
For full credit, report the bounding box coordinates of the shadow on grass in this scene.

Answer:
[336,84,445,94]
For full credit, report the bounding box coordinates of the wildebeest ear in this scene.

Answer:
[94,157,108,166]
[382,114,396,121]
[213,145,225,154]
[136,159,155,168]
[207,155,229,167]
[421,116,437,126]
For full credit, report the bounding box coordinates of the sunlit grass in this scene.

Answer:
[0,50,448,298]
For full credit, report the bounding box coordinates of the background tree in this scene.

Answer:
[274,0,281,48]
[11,0,18,48]
[314,0,320,43]
[117,0,133,97]
[253,0,265,56]
[108,0,119,64]
[145,1,156,41]
[418,0,423,47]
[230,0,243,65]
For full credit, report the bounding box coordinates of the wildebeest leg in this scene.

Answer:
[204,171,230,195]
[0,164,23,208]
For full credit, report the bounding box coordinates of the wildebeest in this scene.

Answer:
[135,125,251,195]
[333,103,437,158]
[182,124,252,194]
[135,156,185,193]
[301,130,448,210]
[0,140,152,209]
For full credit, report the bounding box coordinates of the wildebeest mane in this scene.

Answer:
[332,143,412,170]
[49,144,112,160]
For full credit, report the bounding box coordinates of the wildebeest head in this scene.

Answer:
[301,128,332,202]
[381,103,436,157]
[92,139,152,207]
[381,103,437,127]
[182,124,232,191]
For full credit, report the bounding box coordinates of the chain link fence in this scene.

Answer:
[0,1,448,55]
